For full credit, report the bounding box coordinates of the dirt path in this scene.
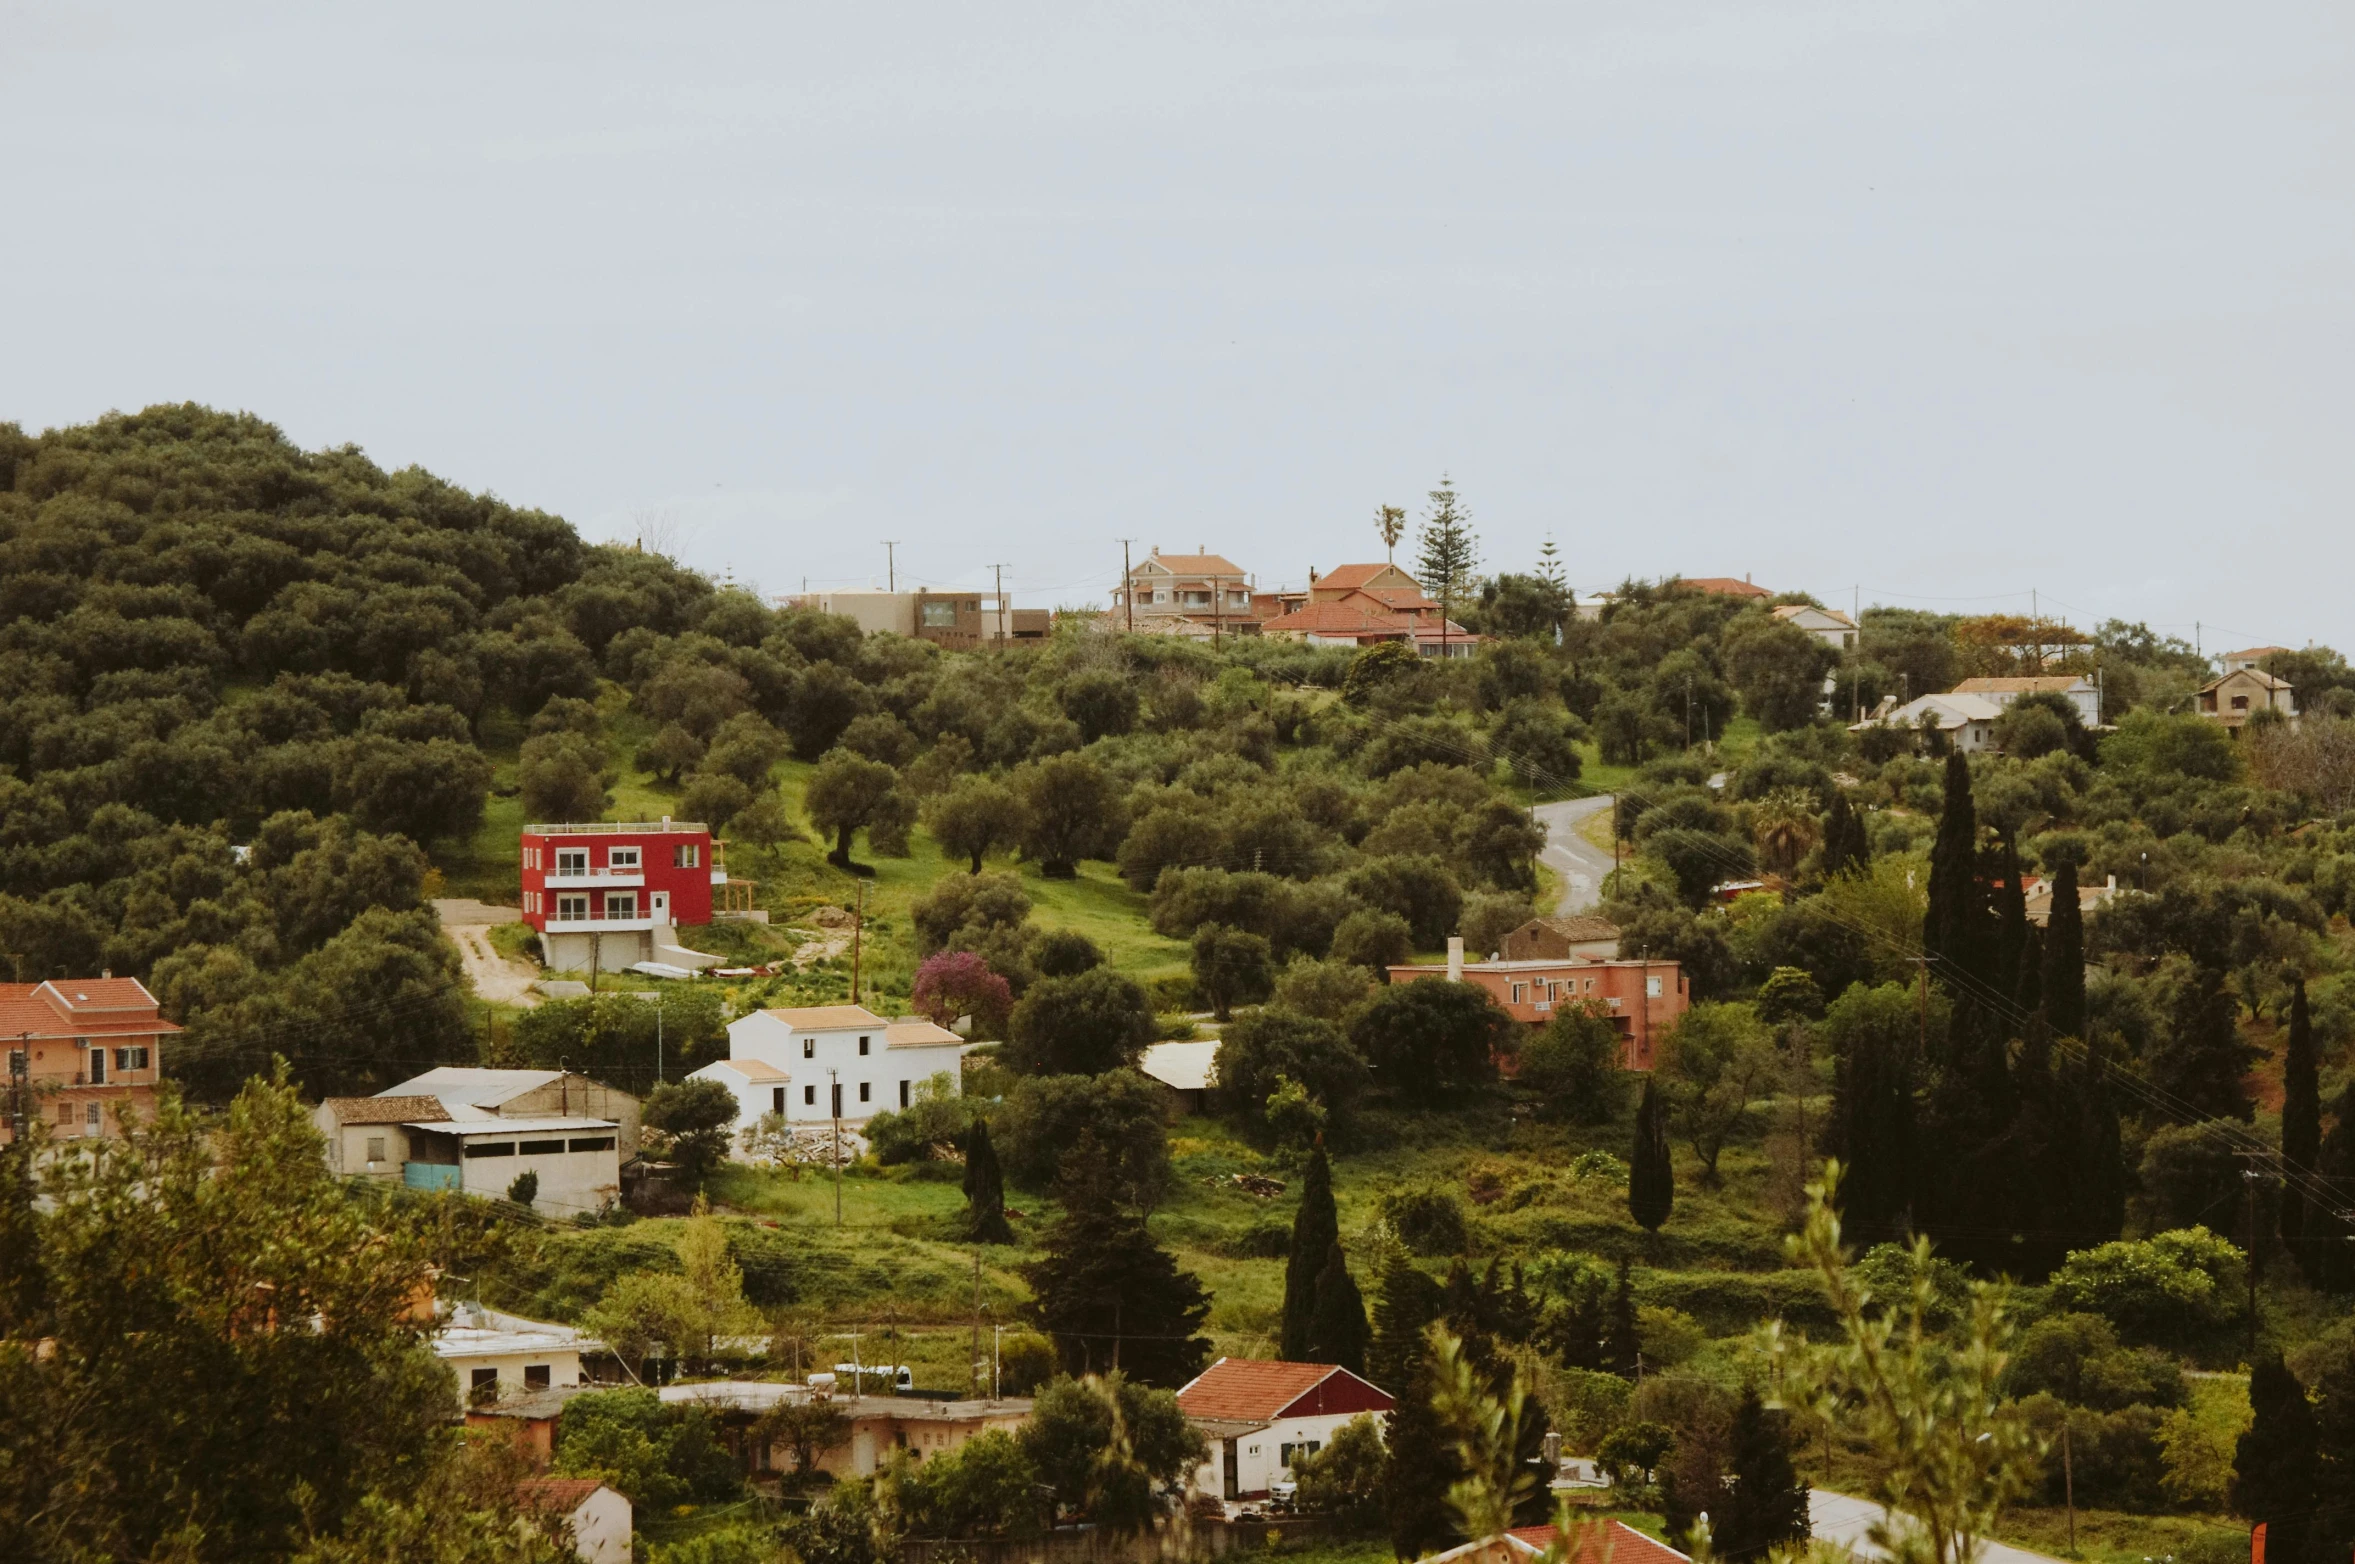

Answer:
[432,899,541,1006]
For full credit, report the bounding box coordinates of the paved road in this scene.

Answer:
[1809,1489,2062,1564]
[1532,795,1617,915]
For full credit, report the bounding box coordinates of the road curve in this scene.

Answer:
[1532,795,1618,916]
[1809,1489,2064,1564]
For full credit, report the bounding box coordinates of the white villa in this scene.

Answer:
[687,1004,965,1142]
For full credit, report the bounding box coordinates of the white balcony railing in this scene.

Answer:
[544,872,645,889]
[544,918,657,934]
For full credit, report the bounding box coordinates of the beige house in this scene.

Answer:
[1951,675,2101,727]
[315,1068,639,1218]
[2197,667,2297,733]
[783,589,1047,648]
[2221,645,2293,675]
[658,1381,1034,1479]
[1113,548,1257,629]
[1499,915,1621,962]
[432,1302,602,1409]
[1771,603,1858,651]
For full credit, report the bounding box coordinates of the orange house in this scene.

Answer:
[1388,946,1688,1071]
[1,977,178,1144]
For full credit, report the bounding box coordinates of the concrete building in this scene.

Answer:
[1771,602,1859,652]
[432,1301,602,1409]
[1111,548,1260,634]
[657,1381,1034,1480]
[1138,1039,1220,1115]
[1389,939,1688,1071]
[690,1005,965,1136]
[520,820,728,975]
[0,977,177,1145]
[315,1068,636,1217]
[2221,646,2294,675]
[1851,692,2004,753]
[2197,667,2298,734]
[1175,1358,1394,1504]
[785,589,1047,649]
[1498,915,1621,963]
[515,1479,632,1564]
[1950,675,2101,727]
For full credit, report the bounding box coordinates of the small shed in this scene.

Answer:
[1138,1040,1220,1116]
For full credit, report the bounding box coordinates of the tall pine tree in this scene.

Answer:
[2281,976,2323,1275]
[1282,1145,1340,1359]
[961,1118,1015,1244]
[1993,831,2028,1003]
[1629,1078,1674,1233]
[1714,1386,1811,1562]
[1019,1136,1211,1386]
[1307,1241,1370,1373]
[2150,964,2256,1123]
[1821,791,1870,879]
[1923,752,1988,993]
[1366,1249,1443,1394]
[2041,858,2086,1039]
[2234,1353,2323,1564]
[1604,1257,1641,1377]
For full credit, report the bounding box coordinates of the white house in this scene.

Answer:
[432,1301,601,1409]
[1771,602,1858,652]
[690,1005,965,1137]
[1851,692,2003,753]
[1175,1358,1395,1503]
[516,1478,632,1564]
[1950,675,2101,727]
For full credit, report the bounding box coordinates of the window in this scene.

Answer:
[56,1103,72,1125]
[566,1137,616,1152]
[2231,695,2250,712]
[115,1045,149,1071]
[525,1364,551,1391]
[804,1085,816,1106]
[85,1104,101,1131]
[366,1135,387,1163]
[1510,983,1526,1004]
[674,842,700,868]
[518,1139,566,1156]
[921,601,960,629]
[803,1038,815,1058]
[899,1080,910,1108]
[557,894,589,922]
[464,1142,517,1158]
[609,846,641,870]
[85,1048,105,1085]
[470,1368,499,1407]
[556,848,588,875]
[858,1082,871,1103]
[773,1087,786,1114]
[605,893,637,919]
[858,1036,870,1056]
[1645,976,1663,998]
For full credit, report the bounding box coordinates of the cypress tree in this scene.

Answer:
[1282,1145,1340,1360]
[1715,1386,1811,1563]
[1366,1249,1444,1394]
[2234,1353,2323,1564]
[2281,977,2322,1274]
[1629,1077,1674,1233]
[2314,1086,2355,1295]
[1604,1257,1641,1376]
[1383,1349,1462,1559]
[1823,1018,1917,1248]
[1923,751,1987,994]
[2150,965,2256,1123]
[1821,791,1870,879]
[2041,858,2086,1039]
[1307,1240,1370,1373]
[2013,923,2044,1017]
[961,1118,1015,1245]
[1993,830,2028,1004]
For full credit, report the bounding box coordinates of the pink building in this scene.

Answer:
[2,977,179,1144]
[518,820,728,975]
[1388,941,1687,1071]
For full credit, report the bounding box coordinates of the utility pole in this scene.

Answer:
[971,1247,984,1399]
[883,541,898,593]
[8,1032,29,1147]
[830,1066,843,1227]
[988,564,1010,646]
[1212,573,1222,644]
[2235,1154,2268,1357]
[1117,539,1135,633]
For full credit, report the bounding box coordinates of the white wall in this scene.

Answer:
[723,1014,961,1124]
[567,1488,633,1564]
[1194,1411,1376,1499]
[459,1144,620,1217]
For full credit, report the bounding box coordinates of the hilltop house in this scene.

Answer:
[658,1380,1034,1480]
[1680,576,1772,600]
[433,1299,603,1409]
[313,1067,636,1217]
[1175,1358,1394,1503]
[1852,691,2003,753]
[1951,675,2101,727]
[2197,668,2298,734]
[1261,561,1479,657]
[1498,915,1620,962]
[515,1479,631,1564]
[1772,602,1858,651]
[783,589,1047,649]
[520,819,735,976]
[2221,646,2293,675]
[1389,937,1687,1071]
[688,1005,966,1143]
[1112,549,1260,634]
[0,977,177,1145]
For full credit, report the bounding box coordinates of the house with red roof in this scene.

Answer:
[1679,576,1772,599]
[1262,561,1480,657]
[1421,1520,1691,1564]
[1174,1357,1394,1503]
[1113,548,1262,635]
[515,1477,631,1564]
[0,977,178,1145]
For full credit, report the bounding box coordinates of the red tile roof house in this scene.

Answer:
[0,978,179,1146]
[1175,1358,1394,1504]
[1422,1521,1692,1564]
[514,1477,631,1564]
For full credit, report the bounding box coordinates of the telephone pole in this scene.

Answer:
[1117,539,1135,632]
[882,541,899,592]
[8,1032,29,1146]
[988,564,1010,647]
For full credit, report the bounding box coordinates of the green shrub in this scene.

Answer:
[2048,1227,2246,1345]
[1383,1187,1468,1256]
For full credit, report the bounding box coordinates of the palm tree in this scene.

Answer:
[1751,789,1822,879]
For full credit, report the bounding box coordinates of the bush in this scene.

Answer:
[1190,923,1273,1020]
[1383,1187,1468,1256]
[993,1071,1171,1207]
[1329,908,1412,972]
[2049,1227,2246,1345]
[1458,892,1534,961]
[1344,855,1463,948]
[1516,1001,1625,1123]
[1210,1008,1370,1125]
[553,1388,740,1508]
[1269,955,1374,1020]
[1002,967,1156,1076]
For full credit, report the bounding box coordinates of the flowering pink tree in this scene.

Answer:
[912,950,1013,1038]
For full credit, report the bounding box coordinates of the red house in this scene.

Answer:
[1176,1359,1395,1503]
[1389,939,1688,1070]
[518,819,727,975]
[2,977,179,1144]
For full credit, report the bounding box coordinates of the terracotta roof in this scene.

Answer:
[1952,676,2091,694]
[1522,915,1621,942]
[1262,600,1413,636]
[1353,585,1442,613]
[322,1095,451,1125]
[1315,563,1415,591]
[708,1059,790,1081]
[0,979,178,1040]
[1679,577,1771,598]
[2224,646,2292,658]
[1507,1521,1691,1564]
[1174,1358,1391,1422]
[515,1477,609,1513]
[2201,669,2294,692]
[759,1005,890,1030]
[1140,552,1247,577]
[885,1020,963,1049]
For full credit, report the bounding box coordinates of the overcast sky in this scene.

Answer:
[4,2,2349,650]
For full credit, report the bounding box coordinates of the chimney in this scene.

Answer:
[1447,937,1463,982]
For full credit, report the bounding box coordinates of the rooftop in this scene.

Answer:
[1313,562,1414,591]
[1952,675,2093,694]
[0,979,180,1040]
[1262,600,1414,635]
[657,1381,1032,1421]
[516,1478,610,1513]
[885,1020,964,1049]
[380,1067,564,1108]
[432,1305,602,1361]
[1679,576,1771,598]
[2203,668,2294,691]
[1516,914,1621,942]
[1139,550,1247,577]
[321,1095,452,1126]
[756,1004,892,1030]
[1174,1358,1386,1423]
[1139,1040,1221,1094]
[524,821,710,835]
[705,1058,791,1082]
[407,1116,620,1136]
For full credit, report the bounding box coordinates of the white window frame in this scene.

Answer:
[608,846,641,870]
[555,848,588,875]
[606,893,637,919]
[556,894,590,922]
[674,843,700,868]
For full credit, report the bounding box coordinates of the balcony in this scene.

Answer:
[544,917,657,934]
[528,821,710,835]
[544,871,645,889]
